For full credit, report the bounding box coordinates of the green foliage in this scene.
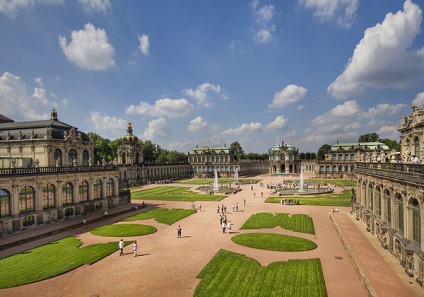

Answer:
[0,237,129,288]
[231,233,317,251]
[195,249,327,297]
[87,132,113,163]
[230,141,245,160]
[307,179,356,187]
[266,190,353,207]
[90,224,157,237]
[107,138,123,161]
[142,140,158,162]
[317,144,331,160]
[358,132,379,142]
[245,153,268,160]
[131,186,227,201]
[122,208,196,225]
[378,138,400,151]
[240,213,315,235]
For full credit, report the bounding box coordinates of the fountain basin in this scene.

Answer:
[197,186,235,194]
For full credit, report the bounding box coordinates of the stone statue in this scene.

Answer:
[72,159,77,166]
[88,158,92,166]
[56,157,61,167]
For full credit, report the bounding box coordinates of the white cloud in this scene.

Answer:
[59,23,115,70]
[88,112,126,135]
[62,98,69,107]
[223,122,263,135]
[268,84,308,109]
[266,115,288,129]
[377,125,401,140]
[328,0,424,99]
[0,0,63,18]
[187,116,208,132]
[138,34,150,55]
[142,118,171,141]
[183,83,225,108]
[79,0,111,14]
[412,92,424,107]
[362,103,406,119]
[251,0,277,44]
[298,0,358,28]
[126,98,194,118]
[35,77,43,86]
[0,72,53,120]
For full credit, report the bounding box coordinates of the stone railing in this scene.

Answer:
[355,162,424,185]
[0,165,117,177]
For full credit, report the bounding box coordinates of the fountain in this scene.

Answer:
[234,168,239,184]
[213,169,219,190]
[298,164,305,193]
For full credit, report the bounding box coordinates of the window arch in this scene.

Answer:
[368,184,373,212]
[376,186,381,218]
[54,149,62,166]
[411,199,421,248]
[385,189,391,226]
[414,137,420,159]
[19,186,35,213]
[94,179,102,200]
[396,194,404,236]
[42,184,55,209]
[82,150,89,166]
[78,181,89,202]
[0,189,11,217]
[68,149,77,166]
[107,178,114,198]
[62,182,73,205]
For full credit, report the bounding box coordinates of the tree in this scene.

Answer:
[310,152,317,160]
[107,138,123,162]
[167,150,187,162]
[378,138,401,151]
[87,132,113,164]
[298,152,305,160]
[230,141,245,160]
[317,144,331,160]
[142,140,158,162]
[358,133,379,142]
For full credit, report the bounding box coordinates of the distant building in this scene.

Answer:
[268,142,300,175]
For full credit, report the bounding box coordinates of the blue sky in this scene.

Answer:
[1,0,424,154]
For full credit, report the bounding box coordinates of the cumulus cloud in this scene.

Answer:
[138,34,150,55]
[266,115,288,129]
[298,0,358,28]
[126,98,194,118]
[79,0,111,14]
[142,118,171,141]
[412,92,424,107]
[88,111,127,135]
[223,122,263,135]
[268,84,308,109]
[377,125,401,140]
[183,83,226,108]
[362,103,406,119]
[251,0,277,43]
[187,116,208,132]
[328,0,424,99]
[59,23,115,70]
[0,0,63,18]
[0,72,54,120]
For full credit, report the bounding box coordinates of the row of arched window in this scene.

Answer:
[331,154,356,161]
[147,166,191,176]
[190,156,230,163]
[54,148,90,166]
[0,178,114,217]
[319,165,355,173]
[193,166,238,173]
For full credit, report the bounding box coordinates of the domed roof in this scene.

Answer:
[122,122,138,143]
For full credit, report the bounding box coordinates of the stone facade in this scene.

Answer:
[268,142,300,174]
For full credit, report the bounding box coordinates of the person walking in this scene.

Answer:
[227,222,231,234]
[222,221,226,233]
[133,240,138,257]
[82,218,86,228]
[177,225,182,238]
[243,199,246,206]
[119,239,124,256]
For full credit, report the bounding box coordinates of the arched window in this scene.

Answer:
[350,154,355,161]
[344,154,348,161]
[42,184,55,209]
[397,194,404,236]
[376,186,381,218]
[68,149,77,166]
[338,154,342,161]
[78,181,88,202]
[107,178,114,198]
[19,186,35,213]
[94,179,102,200]
[414,137,420,159]
[385,190,391,226]
[368,184,373,211]
[82,150,89,166]
[332,154,336,161]
[332,165,337,172]
[62,182,73,205]
[54,149,62,166]
[412,199,421,248]
[0,189,11,217]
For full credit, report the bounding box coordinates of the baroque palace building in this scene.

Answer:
[268,141,300,175]
[354,105,424,286]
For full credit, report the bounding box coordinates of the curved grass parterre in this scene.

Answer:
[240,212,315,235]
[266,189,352,207]
[90,224,157,237]
[231,233,317,252]
[195,249,326,297]
[121,208,196,225]
[131,186,227,201]
[0,237,130,288]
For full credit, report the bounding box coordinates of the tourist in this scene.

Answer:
[232,203,235,212]
[217,205,220,213]
[82,218,86,228]
[227,222,231,234]
[198,203,202,211]
[254,192,256,198]
[133,240,138,257]
[119,239,124,256]
[222,221,226,233]
[236,202,238,212]
[261,192,263,198]
[177,225,182,238]
[243,199,246,206]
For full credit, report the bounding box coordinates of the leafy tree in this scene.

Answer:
[87,132,113,164]
[230,141,245,160]
[156,150,169,163]
[107,138,123,162]
[142,140,158,162]
[299,152,305,160]
[358,133,379,142]
[310,152,317,160]
[378,138,401,151]
[317,144,331,160]
[167,150,187,162]
[245,153,268,161]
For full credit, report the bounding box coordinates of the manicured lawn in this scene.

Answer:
[131,186,227,201]
[195,249,327,297]
[240,212,315,235]
[175,178,258,185]
[121,208,196,225]
[266,190,352,207]
[306,179,356,187]
[90,224,157,237]
[232,233,317,251]
[0,237,130,288]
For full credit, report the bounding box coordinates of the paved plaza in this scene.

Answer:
[0,174,422,297]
